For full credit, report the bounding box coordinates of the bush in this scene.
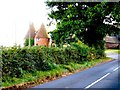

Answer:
[2,43,102,82]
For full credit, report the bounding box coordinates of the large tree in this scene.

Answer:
[46,1,120,50]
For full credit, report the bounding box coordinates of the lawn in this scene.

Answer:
[105,49,120,54]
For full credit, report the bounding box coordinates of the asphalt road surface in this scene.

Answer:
[29,54,120,90]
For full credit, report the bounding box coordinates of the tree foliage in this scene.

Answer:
[24,38,34,46]
[46,1,120,50]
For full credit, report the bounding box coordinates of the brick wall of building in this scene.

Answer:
[36,38,50,47]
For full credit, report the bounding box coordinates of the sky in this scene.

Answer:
[0,0,119,47]
[0,0,55,47]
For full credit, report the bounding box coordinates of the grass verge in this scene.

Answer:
[2,57,113,90]
[105,49,120,54]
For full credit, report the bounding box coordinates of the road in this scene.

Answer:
[29,54,120,90]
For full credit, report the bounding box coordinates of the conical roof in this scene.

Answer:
[24,23,36,39]
[35,23,49,38]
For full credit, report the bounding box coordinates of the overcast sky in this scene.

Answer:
[1,0,118,47]
[0,0,54,47]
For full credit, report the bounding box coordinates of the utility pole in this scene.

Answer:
[15,22,17,46]
[29,30,31,48]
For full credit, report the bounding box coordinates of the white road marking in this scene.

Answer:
[85,73,110,89]
[65,87,69,88]
[85,66,120,89]
[113,66,120,72]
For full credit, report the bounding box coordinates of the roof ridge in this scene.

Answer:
[35,23,49,38]
[24,23,36,39]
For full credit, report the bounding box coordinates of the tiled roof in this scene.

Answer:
[35,23,49,38]
[24,23,36,39]
[105,36,120,44]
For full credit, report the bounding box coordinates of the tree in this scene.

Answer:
[24,38,34,46]
[46,1,120,51]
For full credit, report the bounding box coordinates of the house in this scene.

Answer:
[24,23,51,47]
[24,23,36,46]
[34,23,51,47]
[24,23,36,39]
[104,36,120,49]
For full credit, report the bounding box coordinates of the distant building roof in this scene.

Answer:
[24,23,36,39]
[35,23,49,38]
[105,36,120,44]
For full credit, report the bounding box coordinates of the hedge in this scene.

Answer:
[1,43,102,82]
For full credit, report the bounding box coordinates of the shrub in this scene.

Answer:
[2,43,101,82]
